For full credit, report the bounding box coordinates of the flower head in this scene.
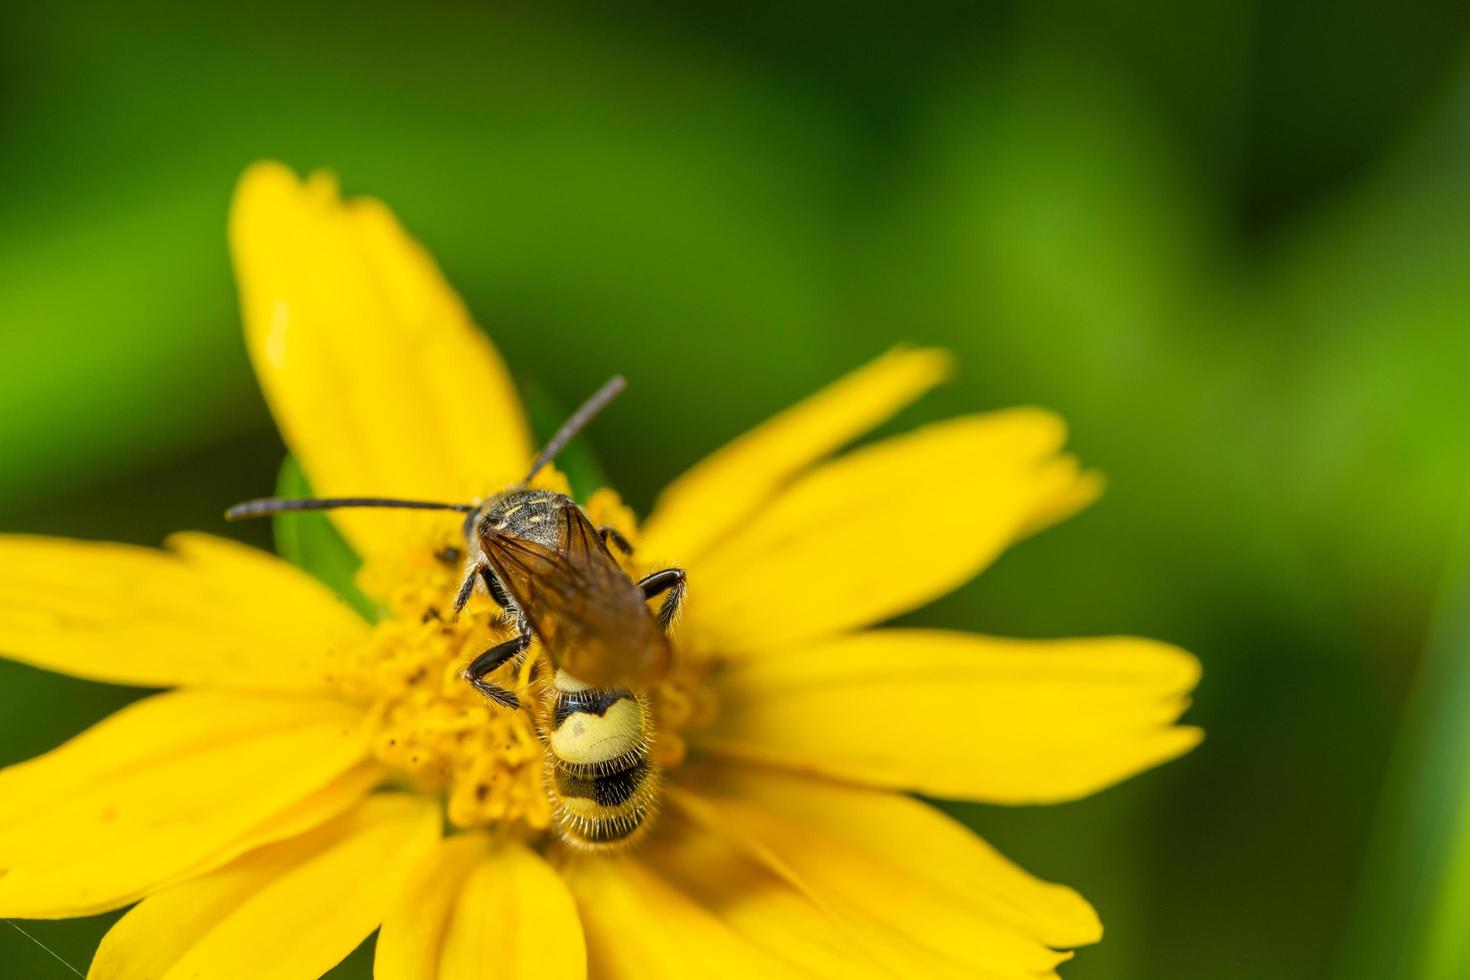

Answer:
[0,162,1201,978]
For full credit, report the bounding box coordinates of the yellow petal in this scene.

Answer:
[662,796,1064,980]
[439,843,584,980]
[215,761,385,863]
[376,833,489,980]
[673,762,1099,970]
[90,794,440,980]
[565,811,888,980]
[89,812,339,980]
[230,161,534,559]
[681,411,1100,654]
[640,347,953,564]
[0,690,370,916]
[699,630,1202,803]
[1014,455,1104,540]
[378,835,584,980]
[0,532,365,690]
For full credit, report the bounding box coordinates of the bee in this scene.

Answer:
[226,377,686,849]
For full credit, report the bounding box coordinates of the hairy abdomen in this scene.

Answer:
[544,670,659,849]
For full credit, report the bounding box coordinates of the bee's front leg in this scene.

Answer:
[452,564,481,618]
[452,561,512,618]
[478,565,512,611]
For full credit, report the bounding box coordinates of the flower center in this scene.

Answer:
[341,492,715,834]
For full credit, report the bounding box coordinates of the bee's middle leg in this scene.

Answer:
[464,630,532,710]
[599,526,633,556]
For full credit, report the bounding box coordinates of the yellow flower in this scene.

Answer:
[0,162,1201,979]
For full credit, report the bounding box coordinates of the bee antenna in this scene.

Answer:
[522,375,626,485]
[224,497,478,521]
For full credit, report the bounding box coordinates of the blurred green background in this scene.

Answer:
[4,1,1470,977]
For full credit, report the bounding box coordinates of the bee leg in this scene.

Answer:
[638,568,687,632]
[599,526,634,556]
[464,631,533,710]
[453,562,514,619]
[451,564,482,618]
[478,565,512,611]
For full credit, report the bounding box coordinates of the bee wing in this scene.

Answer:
[482,507,668,687]
[558,499,614,566]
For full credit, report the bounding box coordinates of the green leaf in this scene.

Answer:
[1342,518,1470,979]
[272,457,379,621]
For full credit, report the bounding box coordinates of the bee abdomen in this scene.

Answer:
[545,670,659,850]
[557,757,651,808]
[552,755,660,849]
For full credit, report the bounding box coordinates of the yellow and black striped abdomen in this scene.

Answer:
[545,671,659,850]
